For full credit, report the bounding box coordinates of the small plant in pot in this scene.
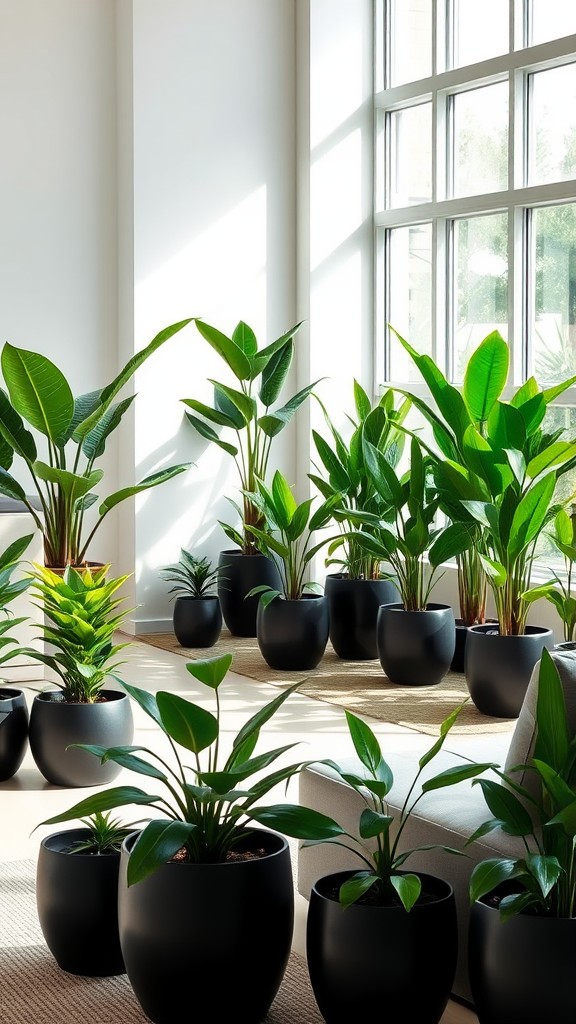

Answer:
[466,647,576,1024]
[348,434,456,685]
[35,809,142,977]
[25,562,135,787]
[245,469,339,670]
[37,651,344,1024]
[0,319,193,568]
[308,381,406,659]
[160,549,223,648]
[391,325,576,716]
[302,703,492,1023]
[0,533,36,780]
[181,317,320,637]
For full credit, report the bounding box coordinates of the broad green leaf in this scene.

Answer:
[359,808,393,839]
[127,819,197,886]
[184,411,238,457]
[533,648,571,772]
[353,379,371,420]
[422,762,495,791]
[428,521,475,567]
[180,398,238,429]
[472,778,534,834]
[251,322,304,377]
[345,710,382,775]
[98,464,192,515]
[33,463,103,502]
[35,785,159,828]
[338,871,379,908]
[390,872,421,912]
[311,430,350,491]
[69,389,103,439]
[231,320,258,360]
[185,653,233,688]
[120,680,163,728]
[156,690,218,754]
[193,318,251,379]
[508,473,556,561]
[81,395,136,461]
[363,438,403,506]
[250,803,345,841]
[1,344,74,444]
[527,441,576,479]
[210,381,255,425]
[271,471,297,526]
[76,318,194,439]
[261,380,320,435]
[0,388,37,461]
[390,326,471,442]
[487,401,526,452]
[463,331,509,423]
[469,858,522,903]
[259,338,293,406]
[230,680,303,758]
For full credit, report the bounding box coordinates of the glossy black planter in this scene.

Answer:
[325,574,400,660]
[469,883,576,1024]
[464,624,554,718]
[450,619,468,673]
[118,828,294,1024]
[376,603,456,686]
[172,595,222,647]
[217,550,282,637]
[29,689,133,787]
[256,594,329,670]
[0,688,29,780]
[307,870,457,1024]
[36,829,125,976]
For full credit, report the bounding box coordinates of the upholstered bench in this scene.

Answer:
[297,649,576,1006]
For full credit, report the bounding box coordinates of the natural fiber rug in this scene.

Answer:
[136,630,516,736]
[0,858,323,1023]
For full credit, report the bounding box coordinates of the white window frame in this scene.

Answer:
[374,0,576,414]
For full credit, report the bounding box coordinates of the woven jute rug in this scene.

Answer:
[0,858,323,1024]
[136,630,516,736]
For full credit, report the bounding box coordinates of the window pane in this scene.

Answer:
[451,0,509,68]
[389,103,432,207]
[387,224,432,382]
[389,0,431,86]
[530,1,576,46]
[529,64,576,186]
[453,215,508,380]
[533,204,576,383]
[452,83,508,197]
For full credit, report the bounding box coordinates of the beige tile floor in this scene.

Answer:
[1,636,478,1023]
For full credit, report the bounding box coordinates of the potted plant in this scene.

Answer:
[391,326,576,715]
[35,810,140,977]
[181,317,319,637]
[0,532,35,780]
[160,549,222,647]
[309,381,405,659]
[36,651,345,1024]
[348,434,456,685]
[246,469,338,670]
[0,318,193,569]
[466,647,576,1024]
[25,562,135,787]
[303,702,492,1023]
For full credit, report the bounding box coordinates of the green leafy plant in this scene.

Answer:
[524,505,576,644]
[345,435,449,611]
[309,382,410,580]
[26,562,132,703]
[36,652,344,885]
[468,647,576,918]
[392,327,576,633]
[0,533,35,672]
[160,550,221,600]
[302,704,492,910]
[0,319,193,567]
[246,469,338,604]
[181,318,319,555]
[67,810,139,856]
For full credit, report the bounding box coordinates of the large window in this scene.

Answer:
[376,0,576,426]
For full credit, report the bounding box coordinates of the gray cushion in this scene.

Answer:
[504,647,576,796]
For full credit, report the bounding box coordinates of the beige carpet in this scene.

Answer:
[0,858,323,1024]
[137,630,516,736]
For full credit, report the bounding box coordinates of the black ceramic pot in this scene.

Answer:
[469,882,576,1024]
[376,603,456,686]
[464,624,554,718]
[29,689,134,787]
[36,828,125,976]
[256,594,329,670]
[118,828,294,1024]
[0,687,29,780]
[172,595,222,647]
[217,550,282,637]
[307,870,457,1024]
[325,574,400,660]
